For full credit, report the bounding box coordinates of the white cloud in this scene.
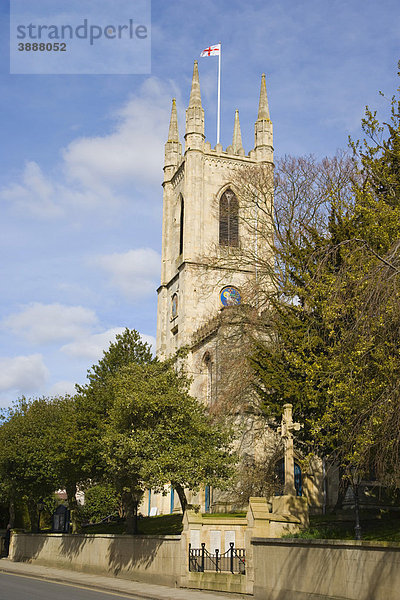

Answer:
[0,161,116,219]
[63,78,171,189]
[61,327,125,360]
[48,380,77,397]
[93,247,160,300]
[0,78,176,219]
[140,334,156,352]
[61,327,155,360]
[0,354,48,394]
[0,161,63,219]
[2,303,98,344]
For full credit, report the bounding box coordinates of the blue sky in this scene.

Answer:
[0,0,399,406]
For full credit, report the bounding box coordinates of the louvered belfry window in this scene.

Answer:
[219,189,239,246]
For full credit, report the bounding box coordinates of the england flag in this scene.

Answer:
[200,44,221,57]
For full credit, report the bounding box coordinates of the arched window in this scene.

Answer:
[179,196,184,255]
[219,189,238,247]
[171,294,178,319]
[203,352,213,404]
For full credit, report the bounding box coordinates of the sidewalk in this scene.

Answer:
[0,559,250,600]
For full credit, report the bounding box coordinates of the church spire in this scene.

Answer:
[164,98,182,174]
[185,60,204,151]
[189,60,202,107]
[257,73,270,121]
[167,98,179,141]
[232,109,244,154]
[254,73,273,162]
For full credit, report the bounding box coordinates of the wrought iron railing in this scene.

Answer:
[189,542,245,574]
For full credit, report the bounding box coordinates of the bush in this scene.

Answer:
[81,484,120,523]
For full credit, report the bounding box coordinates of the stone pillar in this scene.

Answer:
[245,498,272,595]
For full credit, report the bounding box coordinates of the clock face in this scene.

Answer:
[171,294,178,318]
[220,286,241,307]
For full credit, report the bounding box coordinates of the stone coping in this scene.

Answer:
[193,518,247,525]
[267,514,301,523]
[251,537,400,550]
[12,532,181,540]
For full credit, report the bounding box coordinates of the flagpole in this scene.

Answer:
[217,42,221,145]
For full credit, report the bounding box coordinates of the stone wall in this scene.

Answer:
[252,537,400,600]
[11,528,400,598]
[9,533,181,588]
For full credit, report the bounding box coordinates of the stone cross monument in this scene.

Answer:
[278,403,301,496]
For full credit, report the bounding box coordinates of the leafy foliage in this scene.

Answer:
[248,67,400,486]
[0,396,77,530]
[73,328,155,484]
[103,361,235,513]
[0,328,235,531]
[81,483,120,523]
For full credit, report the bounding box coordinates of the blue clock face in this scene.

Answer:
[220,286,241,307]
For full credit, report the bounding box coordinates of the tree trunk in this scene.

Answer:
[122,490,137,534]
[8,497,15,528]
[27,498,38,533]
[133,499,139,535]
[66,482,80,533]
[334,468,349,510]
[174,484,188,513]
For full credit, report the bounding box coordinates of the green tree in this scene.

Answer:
[81,483,120,524]
[0,398,65,530]
[77,328,154,391]
[103,361,235,531]
[74,329,155,481]
[248,68,400,492]
[46,394,89,531]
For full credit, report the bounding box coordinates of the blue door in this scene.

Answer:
[205,485,210,512]
[294,463,302,497]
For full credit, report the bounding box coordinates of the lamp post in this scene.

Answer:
[37,499,44,533]
[353,484,362,541]
[349,467,362,541]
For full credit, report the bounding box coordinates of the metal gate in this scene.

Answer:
[189,542,245,574]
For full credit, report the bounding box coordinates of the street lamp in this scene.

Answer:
[348,467,362,541]
[37,498,44,533]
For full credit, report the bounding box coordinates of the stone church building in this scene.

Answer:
[142,62,327,516]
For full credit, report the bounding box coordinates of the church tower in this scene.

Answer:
[147,64,275,514]
[156,63,273,374]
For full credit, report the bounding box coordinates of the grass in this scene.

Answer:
[82,513,183,535]
[286,510,400,542]
[138,513,183,535]
[82,522,126,534]
[83,512,246,535]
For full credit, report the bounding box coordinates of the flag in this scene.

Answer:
[200,44,220,57]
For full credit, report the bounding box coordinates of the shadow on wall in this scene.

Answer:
[11,530,165,570]
[107,535,164,575]
[253,539,400,600]
[56,533,167,574]
[58,533,92,560]
[10,532,47,562]
[10,531,179,587]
